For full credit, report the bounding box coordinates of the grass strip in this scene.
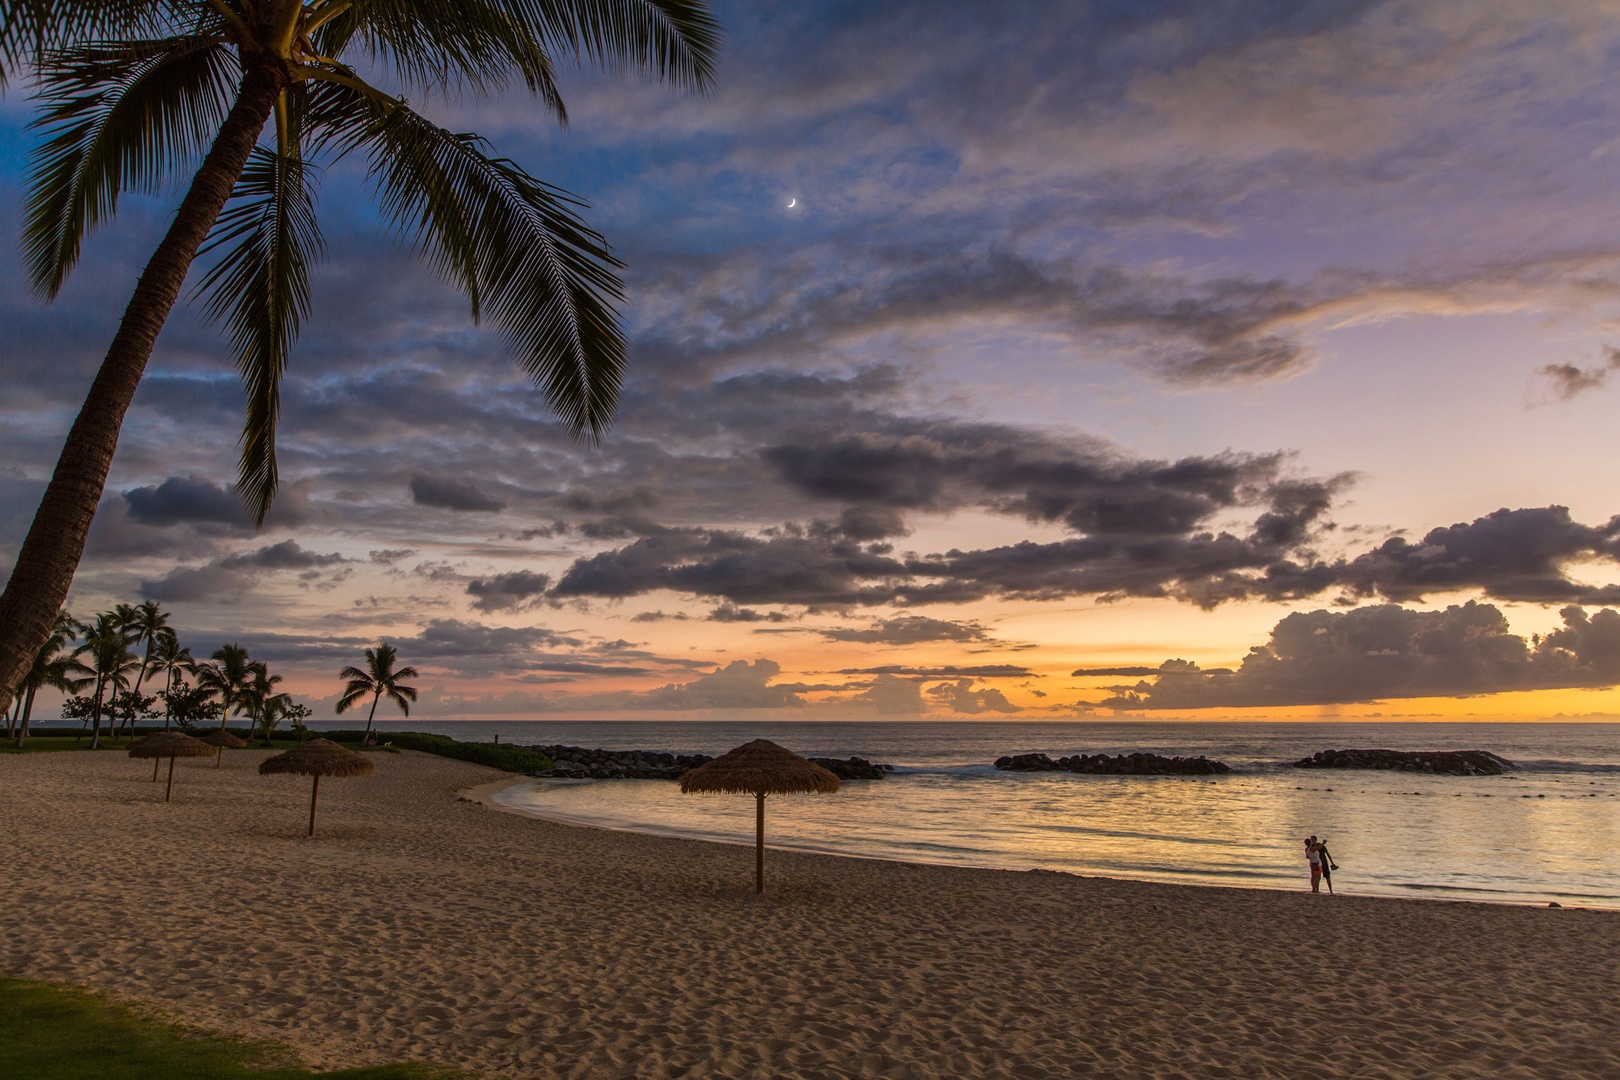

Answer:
[322,730,555,774]
[0,978,464,1079]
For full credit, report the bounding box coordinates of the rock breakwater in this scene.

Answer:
[1293,748,1513,775]
[994,752,1232,775]
[533,745,892,781]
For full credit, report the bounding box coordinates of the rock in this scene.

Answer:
[808,756,894,780]
[1292,749,1513,776]
[995,751,1231,775]
[530,744,892,781]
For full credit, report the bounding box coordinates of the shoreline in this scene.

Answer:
[4,748,1616,1078]
[471,774,1620,911]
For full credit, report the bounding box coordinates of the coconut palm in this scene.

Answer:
[12,610,89,746]
[236,664,287,745]
[336,642,417,744]
[73,611,140,749]
[0,2,721,715]
[195,643,262,732]
[123,599,171,696]
[147,629,196,730]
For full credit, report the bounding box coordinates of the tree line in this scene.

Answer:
[7,599,421,751]
[8,599,309,750]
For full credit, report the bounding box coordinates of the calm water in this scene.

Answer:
[323,720,1620,907]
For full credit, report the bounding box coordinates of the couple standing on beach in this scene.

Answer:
[1305,835,1338,893]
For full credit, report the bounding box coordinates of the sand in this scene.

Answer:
[1,747,1616,1079]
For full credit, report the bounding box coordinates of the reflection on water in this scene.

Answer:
[492,766,1620,906]
[332,719,1620,907]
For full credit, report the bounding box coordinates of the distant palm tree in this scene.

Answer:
[123,600,171,698]
[237,664,286,746]
[147,629,195,730]
[74,612,139,749]
[12,610,87,746]
[196,643,261,732]
[337,643,418,744]
[0,1,722,720]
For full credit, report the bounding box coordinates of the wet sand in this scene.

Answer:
[1,747,1615,1078]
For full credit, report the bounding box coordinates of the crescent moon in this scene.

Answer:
[788,198,797,208]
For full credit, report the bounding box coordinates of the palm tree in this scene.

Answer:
[12,611,88,746]
[252,689,295,746]
[147,630,196,730]
[336,643,418,744]
[236,663,286,745]
[123,599,171,697]
[74,611,140,749]
[196,643,261,732]
[0,2,721,715]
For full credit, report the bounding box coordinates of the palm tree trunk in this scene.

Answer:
[219,691,232,732]
[0,57,289,716]
[364,692,380,744]
[13,688,37,747]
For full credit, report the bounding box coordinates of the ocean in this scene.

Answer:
[312,720,1620,908]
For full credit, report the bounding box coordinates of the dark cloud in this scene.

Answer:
[125,476,246,526]
[119,475,313,531]
[707,602,791,623]
[409,474,507,513]
[465,570,552,612]
[1537,346,1620,400]
[369,548,418,565]
[837,664,1032,678]
[139,541,346,603]
[1331,507,1620,605]
[819,615,989,645]
[1099,602,1620,709]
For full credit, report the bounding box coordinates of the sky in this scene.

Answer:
[7,0,1620,720]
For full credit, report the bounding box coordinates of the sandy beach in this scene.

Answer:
[1,748,1616,1079]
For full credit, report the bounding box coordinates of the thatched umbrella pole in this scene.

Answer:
[128,733,214,802]
[679,740,840,895]
[202,730,246,767]
[259,739,374,838]
[755,792,766,893]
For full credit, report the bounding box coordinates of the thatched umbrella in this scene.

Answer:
[679,739,840,894]
[259,738,374,836]
[128,732,215,802]
[201,729,247,767]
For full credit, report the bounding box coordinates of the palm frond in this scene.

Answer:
[0,0,178,82]
[22,31,235,298]
[315,88,627,440]
[194,141,324,522]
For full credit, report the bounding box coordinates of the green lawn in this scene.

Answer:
[0,978,465,1079]
[0,735,381,755]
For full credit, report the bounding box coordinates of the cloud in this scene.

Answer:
[139,541,347,603]
[820,615,991,644]
[465,570,552,612]
[120,475,313,531]
[409,474,507,513]
[1537,346,1620,400]
[840,673,927,716]
[624,659,806,711]
[1330,507,1620,605]
[707,602,791,623]
[837,664,1031,678]
[1099,602,1620,709]
[927,679,1022,714]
